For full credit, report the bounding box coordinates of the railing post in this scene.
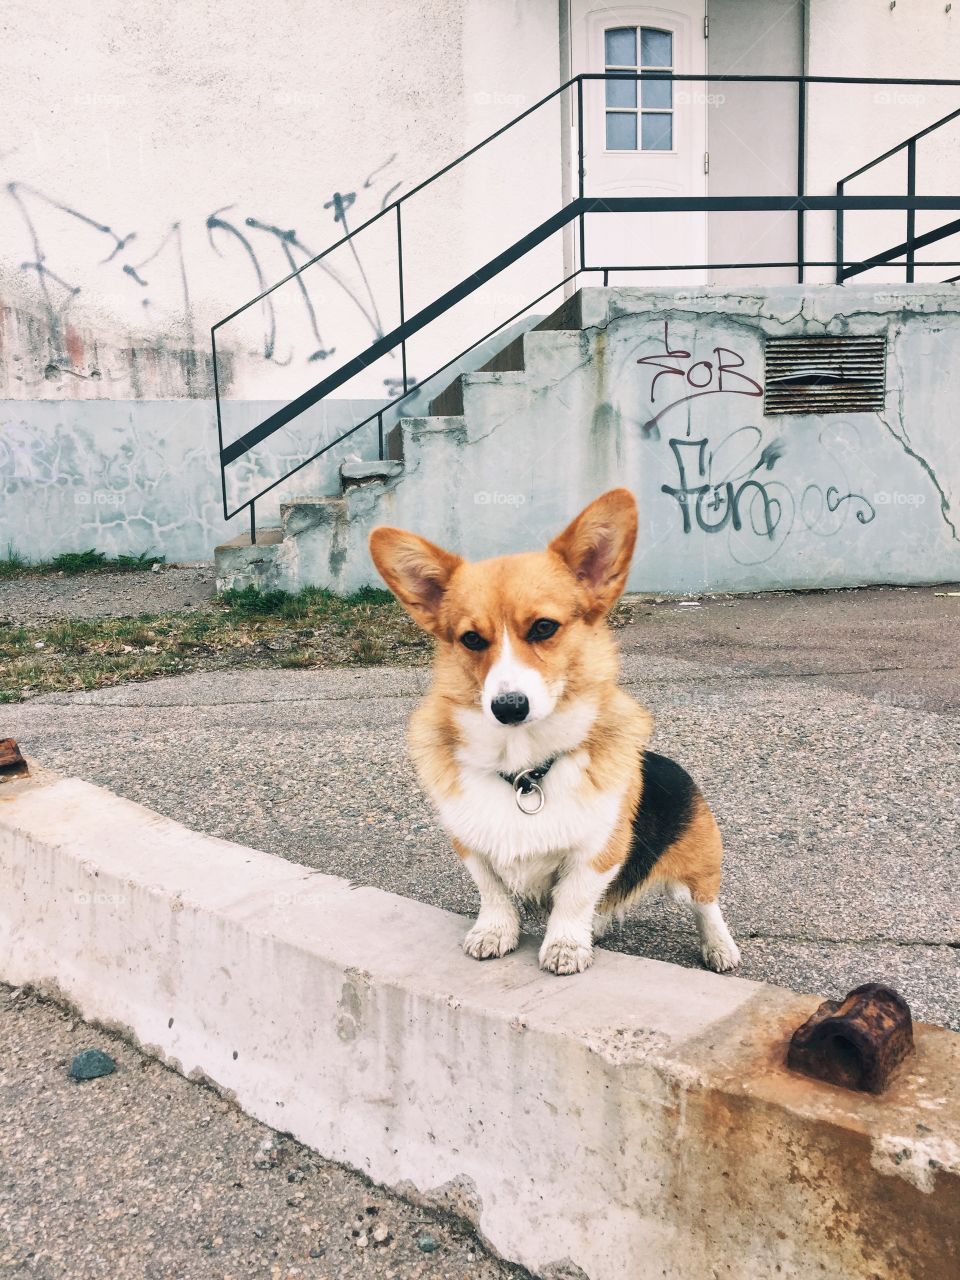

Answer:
[397,203,408,395]
[906,138,917,283]
[249,501,257,546]
[212,326,231,523]
[797,77,807,283]
[835,180,845,284]
[577,76,586,271]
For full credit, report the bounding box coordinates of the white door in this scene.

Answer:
[570,1,708,284]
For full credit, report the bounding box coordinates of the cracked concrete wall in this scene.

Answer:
[238,286,960,596]
[0,399,387,562]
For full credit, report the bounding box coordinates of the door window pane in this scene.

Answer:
[641,113,673,151]
[640,28,673,67]
[606,111,638,150]
[606,76,638,108]
[640,78,672,109]
[605,26,637,65]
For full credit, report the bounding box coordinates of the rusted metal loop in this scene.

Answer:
[786,982,914,1095]
[0,739,28,781]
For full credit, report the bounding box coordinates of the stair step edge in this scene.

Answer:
[214,528,283,552]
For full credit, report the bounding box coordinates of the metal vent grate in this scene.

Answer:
[764,336,886,414]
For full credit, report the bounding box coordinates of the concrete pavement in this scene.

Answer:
[3,584,958,1028]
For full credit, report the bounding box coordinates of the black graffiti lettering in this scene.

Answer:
[660,438,706,534]
[324,191,356,225]
[826,485,876,524]
[687,359,714,388]
[662,437,779,540]
[715,346,763,398]
[729,479,778,539]
[207,206,279,361]
[5,159,404,369]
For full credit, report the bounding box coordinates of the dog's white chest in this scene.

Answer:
[436,749,624,900]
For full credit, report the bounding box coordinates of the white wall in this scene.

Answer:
[805,0,960,284]
[0,0,565,403]
[706,0,804,285]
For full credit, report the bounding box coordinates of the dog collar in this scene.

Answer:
[498,757,557,816]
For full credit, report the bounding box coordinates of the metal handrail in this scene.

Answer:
[213,73,960,541]
[836,104,960,284]
[838,105,960,187]
[211,77,960,332]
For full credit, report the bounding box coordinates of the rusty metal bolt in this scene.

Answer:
[0,739,28,781]
[786,982,914,1094]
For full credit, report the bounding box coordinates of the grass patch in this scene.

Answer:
[0,585,431,701]
[0,548,164,578]
[0,583,648,703]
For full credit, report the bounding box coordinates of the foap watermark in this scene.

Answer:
[75,490,127,507]
[273,891,329,909]
[874,490,926,507]
[273,90,324,109]
[474,490,526,507]
[675,90,726,107]
[873,89,926,108]
[74,890,127,907]
[72,92,126,110]
[872,688,926,711]
[473,90,527,109]
[669,291,725,309]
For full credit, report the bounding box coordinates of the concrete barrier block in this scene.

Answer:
[0,765,957,1279]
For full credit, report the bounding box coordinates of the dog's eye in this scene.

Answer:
[460,630,489,651]
[527,618,560,642]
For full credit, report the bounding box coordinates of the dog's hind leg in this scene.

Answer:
[667,882,741,973]
[654,795,742,973]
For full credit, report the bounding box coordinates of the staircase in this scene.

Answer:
[210,77,960,597]
[215,283,960,597]
[215,289,588,596]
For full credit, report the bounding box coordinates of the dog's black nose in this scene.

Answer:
[491,692,529,725]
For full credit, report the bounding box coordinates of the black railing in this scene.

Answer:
[837,105,960,282]
[212,74,960,543]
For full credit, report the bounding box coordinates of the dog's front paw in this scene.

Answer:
[463,918,519,960]
[539,936,593,976]
[701,936,741,973]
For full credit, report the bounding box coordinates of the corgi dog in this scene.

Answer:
[368,489,740,977]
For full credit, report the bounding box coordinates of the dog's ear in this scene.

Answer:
[369,527,463,635]
[549,489,638,620]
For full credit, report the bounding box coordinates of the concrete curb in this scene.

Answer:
[1,765,958,1279]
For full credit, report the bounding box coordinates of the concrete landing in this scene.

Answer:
[215,286,960,596]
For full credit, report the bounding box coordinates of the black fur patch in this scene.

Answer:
[607,751,697,905]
